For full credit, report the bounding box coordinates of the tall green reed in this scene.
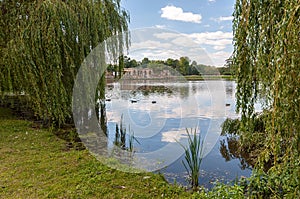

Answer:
[115,115,139,153]
[179,128,204,190]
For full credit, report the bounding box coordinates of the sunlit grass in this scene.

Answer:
[0,107,190,198]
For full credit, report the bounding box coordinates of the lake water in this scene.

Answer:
[103,79,252,188]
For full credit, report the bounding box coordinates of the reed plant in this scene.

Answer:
[128,125,140,153]
[179,128,204,190]
[115,117,139,152]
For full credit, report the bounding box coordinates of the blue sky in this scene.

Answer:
[120,0,235,67]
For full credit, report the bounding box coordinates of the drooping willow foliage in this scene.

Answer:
[233,0,299,196]
[0,0,129,125]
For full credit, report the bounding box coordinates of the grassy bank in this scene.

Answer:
[0,107,192,198]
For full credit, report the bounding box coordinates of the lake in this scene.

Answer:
[101,79,252,188]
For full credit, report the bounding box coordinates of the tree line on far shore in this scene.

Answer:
[107,56,233,78]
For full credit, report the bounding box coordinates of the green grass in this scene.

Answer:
[0,107,192,198]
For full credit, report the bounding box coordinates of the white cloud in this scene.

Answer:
[213,16,234,22]
[212,51,231,57]
[187,31,232,52]
[154,25,167,29]
[130,40,172,50]
[219,16,234,21]
[213,45,226,50]
[154,32,179,40]
[189,31,232,40]
[208,0,216,2]
[162,129,186,143]
[171,37,199,48]
[183,31,233,66]
[154,31,232,48]
[128,29,232,67]
[161,5,202,23]
[209,51,232,67]
[138,50,179,61]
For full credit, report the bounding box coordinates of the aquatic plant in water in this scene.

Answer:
[179,128,204,190]
[114,116,139,153]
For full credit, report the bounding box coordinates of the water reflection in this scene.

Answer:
[225,80,234,96]
[108,79,193,100]
[97,79,252,187]
[113,115,140,153]
[132,85,173,96]
[219,136,254,170]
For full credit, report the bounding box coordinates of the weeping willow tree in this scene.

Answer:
[233,0,299,197]
[0,0,129,125]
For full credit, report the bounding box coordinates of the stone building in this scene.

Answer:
[123,68,171,79]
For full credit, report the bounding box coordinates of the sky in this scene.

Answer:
[120,0,235,67]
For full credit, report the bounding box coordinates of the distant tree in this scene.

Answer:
[218,67,230,75]
[179,57,190,75]
[165,58,175,67]
[152,60,164,65]
[129,59,138,68]
[191,61,197,67]
[141,57,150,66]
[224,56,233,68]
[218,56,233,75]
[174,59,180,71]
[124,56,136,68]
[164,58,179,71]
[189,61,199,75]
